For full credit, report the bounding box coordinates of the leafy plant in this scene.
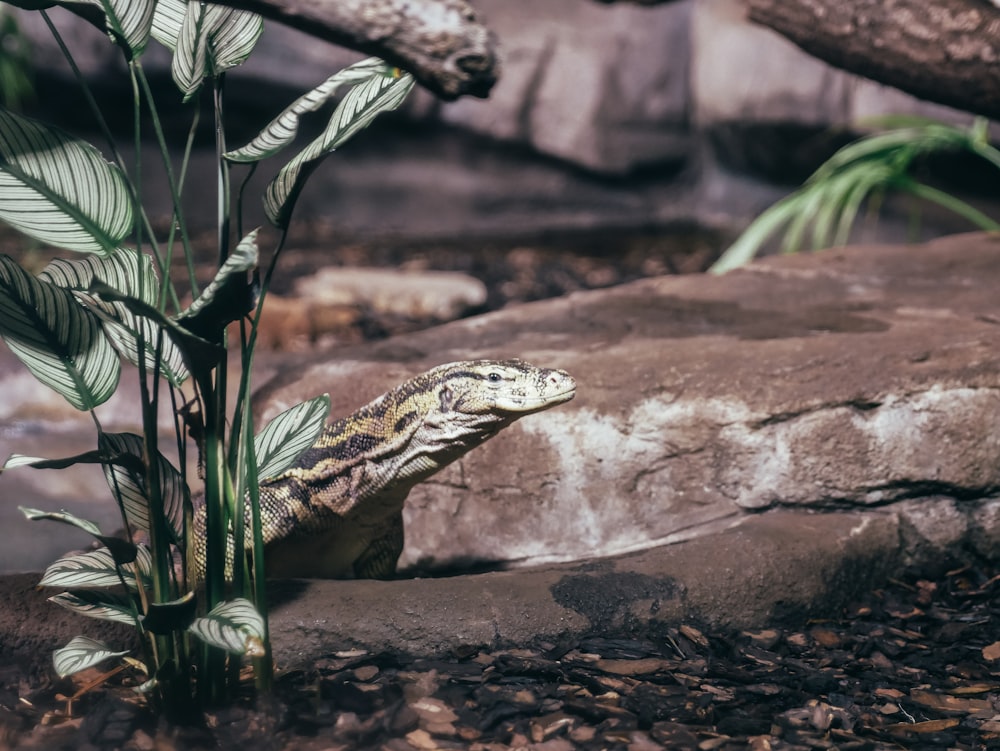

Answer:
[710,117,1000,274]
[0,0,412,716]
[0,6,34,110]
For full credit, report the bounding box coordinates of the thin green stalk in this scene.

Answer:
[234,163,257,243]
[239,360,272,691]
[212,73,231,504]
[41,12,178,309]
[134,63,199,298]
[905,180,1000,232]
[158,105,202,314]
[231,230,293,693]
[199,391,228,704]
[215,76,231,266]
[39,10,122,174]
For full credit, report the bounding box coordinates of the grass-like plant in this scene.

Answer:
[0,0,413,716]
[710,117,1000,274]
[0,5,33,110]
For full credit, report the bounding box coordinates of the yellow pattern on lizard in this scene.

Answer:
[193,359,575,579]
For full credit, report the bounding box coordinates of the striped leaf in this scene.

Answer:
[99,432,185,540]
[167,0,263,101]
[188,598,265,656]
[0,451,87,472]
[255,394,330,481]
[53,635,129,678]
[49,590,137,625]
[39,545,153,590]
[39,248,189,386]
[261,65,414,228]
[91,279,225,381]
[0,255,120,410]
[176,229,257,341]
[19,506,102,537]
[225,58,395,164]
[150,0,185,50]
[62,0,156,57]
[0,108,133,255]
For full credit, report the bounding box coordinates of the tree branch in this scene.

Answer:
[46,0,499,99]
[745,0,1000,120]
[210,0,498,100]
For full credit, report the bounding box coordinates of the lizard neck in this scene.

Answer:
[385,410,516,486]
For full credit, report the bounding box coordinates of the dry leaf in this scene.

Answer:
[887,717,960,735]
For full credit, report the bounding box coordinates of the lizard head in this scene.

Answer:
[431,359,576,416]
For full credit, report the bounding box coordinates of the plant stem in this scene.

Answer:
[134,63,198,300]
[905,180,1000,232]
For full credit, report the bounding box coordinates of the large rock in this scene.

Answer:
[14,2,993,242]
[0,508,907,670]
[256,232,1000,573]
[4,234,1000,667]
[437,0,692,173]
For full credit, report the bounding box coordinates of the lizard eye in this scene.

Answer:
[487,372,502,382]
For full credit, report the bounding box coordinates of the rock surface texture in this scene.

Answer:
[2,234,999,667]
[15,0,993,239]
[256,232,1000,576]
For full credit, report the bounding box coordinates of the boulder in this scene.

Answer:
[14,2,993,241]
[293,266,487,321]
[4,233,1000,665]
[255,232,1000,573]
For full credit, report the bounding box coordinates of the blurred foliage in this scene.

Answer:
[0,8,34,110]
[711,117,1000,273]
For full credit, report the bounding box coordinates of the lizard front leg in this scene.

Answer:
[353,512,404,579]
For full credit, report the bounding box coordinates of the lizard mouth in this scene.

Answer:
[508,386,577,412]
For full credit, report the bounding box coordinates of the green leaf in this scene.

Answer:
[20,506,101,537]
[39,545,152,590]
[261,63,414,228]
[141,591,196,634]
[709,197,799,274]
[150,0,185,50]
[99,432,185,541]
[49,590,137,625]
[63,0,156,57]
[168,0,263,101]
[4,453,93,470]
[255,394,330,481]
[0,255,120,409]
[0,108,133,254]
[20,505,139,566]
[39,248,189,386]
[225,58,399,164]
[188,598,266,656]
[175,229,258,342]
[53,635,129,678]
[89,280,225,379]
[710,117,1000,273]
[133,676,158,694]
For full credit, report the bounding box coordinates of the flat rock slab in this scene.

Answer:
[263,509,906,666]
[0,509,907,672]
[257,232,1000,573]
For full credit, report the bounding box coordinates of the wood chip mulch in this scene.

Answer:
[3,562,1000,750]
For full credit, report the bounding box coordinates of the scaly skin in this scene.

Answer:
[193,359,576,579]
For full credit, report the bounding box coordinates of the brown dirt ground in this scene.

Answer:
[3,559,1000,750]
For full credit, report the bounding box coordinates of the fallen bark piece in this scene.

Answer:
[981,641,1000,661]
[886,717,961,735]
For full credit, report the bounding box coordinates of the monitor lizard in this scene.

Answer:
[193,359,576,579]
